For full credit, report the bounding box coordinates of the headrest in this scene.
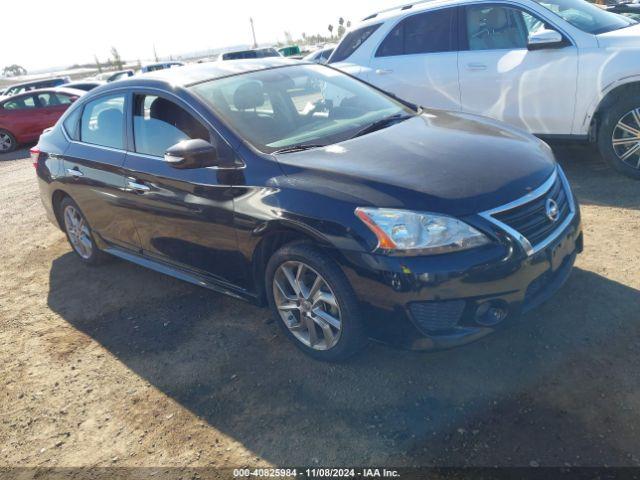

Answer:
[97,108,122,128]
[233,81,265,111]
[150,97,180,121]
[486,7,508,29]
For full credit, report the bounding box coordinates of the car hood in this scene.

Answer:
[597,23,640,47]
[274,111,556,217]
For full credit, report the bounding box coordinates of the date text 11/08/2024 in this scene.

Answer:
[233,468,401,477]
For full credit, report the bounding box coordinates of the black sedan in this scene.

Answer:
[34,58,582,361]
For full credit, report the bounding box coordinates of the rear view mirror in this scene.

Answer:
[527,29,565,50]
[164,139,218,169]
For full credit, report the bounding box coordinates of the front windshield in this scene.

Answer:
[533,0,634,34]
[191,64,413,153]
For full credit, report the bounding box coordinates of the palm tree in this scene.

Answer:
[328,24,334,38]
[338,17,346,37]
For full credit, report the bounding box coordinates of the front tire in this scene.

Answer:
[59,197,108,265]
[597,97,640,179]
[265,242,367,362]
[0,129,17,154]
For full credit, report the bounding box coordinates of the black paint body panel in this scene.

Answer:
[35,61,582,350]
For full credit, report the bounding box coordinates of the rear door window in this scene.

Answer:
[80,94,125,149]
[329,23,382,63]
[377,8,457,57]
[54,93,75,105]
[36,92,67,107]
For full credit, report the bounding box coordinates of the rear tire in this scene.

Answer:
[597,97,640,179]
[0,129,17,154]
[265,242,367,362]
[59,197,109,265]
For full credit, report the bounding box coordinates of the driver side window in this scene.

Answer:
[132,94,235,162]
[466,5,541,50]
[132,94,210,157]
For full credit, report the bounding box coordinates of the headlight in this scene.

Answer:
[355,207,490,255]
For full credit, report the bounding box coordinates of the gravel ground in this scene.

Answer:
[0,143,639,469]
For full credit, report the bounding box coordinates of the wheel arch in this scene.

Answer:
[51,189,72,230]
[250,221,339,305]
[588,80,640,141]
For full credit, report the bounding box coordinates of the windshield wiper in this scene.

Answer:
[350,113,413,139]
[272,144,326,154]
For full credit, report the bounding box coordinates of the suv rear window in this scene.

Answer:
[329,23,382,63]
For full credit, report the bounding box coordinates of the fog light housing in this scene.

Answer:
[475,302,508,326]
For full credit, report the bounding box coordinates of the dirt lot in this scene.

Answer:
[0,144,639,470]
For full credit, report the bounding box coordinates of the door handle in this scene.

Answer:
[126,179,150,193]
[67,167,83,178]
[375,68,394,75]
[467,63,487,71]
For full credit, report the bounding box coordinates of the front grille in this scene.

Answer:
[491,172,571,249]
[408,300,466,334]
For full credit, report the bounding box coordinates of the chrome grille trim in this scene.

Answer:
[479,166,576,257]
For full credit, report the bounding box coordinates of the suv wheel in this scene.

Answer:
[60,197,108,265]
[598,98,640,179]
[265,243,367,361]
[0,130,16,153]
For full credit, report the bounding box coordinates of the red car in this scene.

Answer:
[0,87,84,153]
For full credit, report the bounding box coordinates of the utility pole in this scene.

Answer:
[250,17,258,48]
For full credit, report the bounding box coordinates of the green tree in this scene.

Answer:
[94,55,103,73]
[111,46,123,70]
[2,64,27,77]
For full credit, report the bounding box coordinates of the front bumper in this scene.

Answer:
[339,204,583,351]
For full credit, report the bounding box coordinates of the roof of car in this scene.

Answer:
[4,77,70,89]
[0,87,85,103]
[358,0,463,26]
[115,57,303,87]
[66,80,104,86]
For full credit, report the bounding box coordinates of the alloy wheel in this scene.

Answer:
[0,132,13,153]
[273,260,342,350]
[611,108,640,169]
[63,205,93,259]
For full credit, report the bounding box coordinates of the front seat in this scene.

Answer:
[232,81,277,144]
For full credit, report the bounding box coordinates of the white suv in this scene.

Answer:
[329,0,640,178]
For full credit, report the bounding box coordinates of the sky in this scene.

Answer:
[1,0,396,72]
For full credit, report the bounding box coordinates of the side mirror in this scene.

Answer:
[164,139,218,169]
[527,29,565,50]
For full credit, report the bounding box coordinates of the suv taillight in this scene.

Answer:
[30,146,41,169]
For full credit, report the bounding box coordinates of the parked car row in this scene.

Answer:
[34,58,582,361]
[0,76,71,101]
[0,62,192,152]
[0,87,85,153]
[326,0,640,179]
